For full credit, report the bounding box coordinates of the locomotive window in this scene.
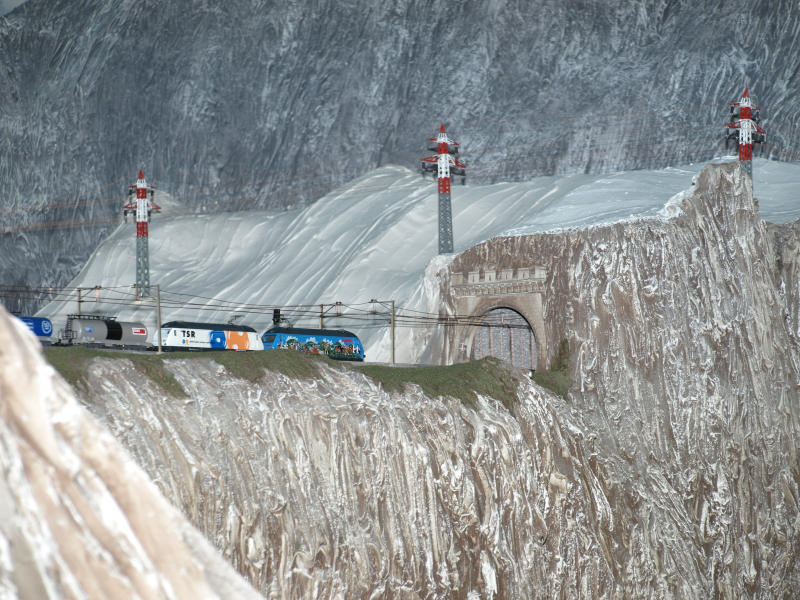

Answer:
[263,335,276,343]
[105,320,123,340]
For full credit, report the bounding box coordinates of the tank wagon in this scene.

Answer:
[160,321,260,351]
[261,326,365,361]
[66,314,151,349]
[16,314,150,349]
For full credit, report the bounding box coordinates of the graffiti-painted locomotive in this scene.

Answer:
[261,326,365,361]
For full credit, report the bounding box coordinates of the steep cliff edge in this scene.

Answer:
[9,160,799,598]
[439,161,800,596]
[68,352,619,598]
[0,310,261,599]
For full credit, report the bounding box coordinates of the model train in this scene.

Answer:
[16,314,365,361]
[19,314,150,349]
[261,326,365,361]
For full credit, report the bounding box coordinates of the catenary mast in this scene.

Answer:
[725,87,766,179]
[123,170,160,298]
[421,124,466,254]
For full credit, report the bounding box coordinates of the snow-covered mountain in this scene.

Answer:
[3,0,800,309]
[34,157,800,363]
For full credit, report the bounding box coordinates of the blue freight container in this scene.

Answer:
[19,317,54,339]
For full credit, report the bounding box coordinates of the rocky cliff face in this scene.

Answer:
[3,0,800,310]
[72,352,628,598]
[5,161,799,596]
[0,310,261,599]
[438,161,800,596]
[53,164,799,598]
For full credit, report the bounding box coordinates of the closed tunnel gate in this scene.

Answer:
[447,264,547,372]
[471,307,537,370]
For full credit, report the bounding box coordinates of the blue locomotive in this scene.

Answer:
[261,326,365,361]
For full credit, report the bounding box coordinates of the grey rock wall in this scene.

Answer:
[3,0,800,310]
[58,162,800,598]
[439,161,800,596]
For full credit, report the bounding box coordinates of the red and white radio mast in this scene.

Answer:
[725,87,766,178]
[421,124,466,254]
[123,170,161,298]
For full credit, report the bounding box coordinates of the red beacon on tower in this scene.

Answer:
[421,124,467,184]
[421,124,466,254]
[123,170,161,298]
[725,87,766,178]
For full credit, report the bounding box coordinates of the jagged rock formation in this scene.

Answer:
[0,310,261,599]
[3,0,800,310]
[437,161,800,595]
[71,354,622,598]
[7,161,799,598]
[59,165,798,598]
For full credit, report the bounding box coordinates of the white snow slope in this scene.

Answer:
[37,157,800,362]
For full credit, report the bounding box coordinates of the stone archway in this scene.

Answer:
[445,264,548,371]
[470,307,537,370]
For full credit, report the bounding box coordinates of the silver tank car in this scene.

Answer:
[67,316,150,348]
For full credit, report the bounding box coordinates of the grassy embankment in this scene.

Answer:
[42,347,527,410]
[354,358,520,411]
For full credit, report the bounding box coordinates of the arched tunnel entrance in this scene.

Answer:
[470,307,537,371]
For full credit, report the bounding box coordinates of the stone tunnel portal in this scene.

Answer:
[448,264,547,371]
[471,307,537,371]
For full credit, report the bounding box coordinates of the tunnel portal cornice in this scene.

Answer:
[451,265,546,298]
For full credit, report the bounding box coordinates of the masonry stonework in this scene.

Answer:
[444,264,548,371]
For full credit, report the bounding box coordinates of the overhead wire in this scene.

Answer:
[1,284,535,331]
